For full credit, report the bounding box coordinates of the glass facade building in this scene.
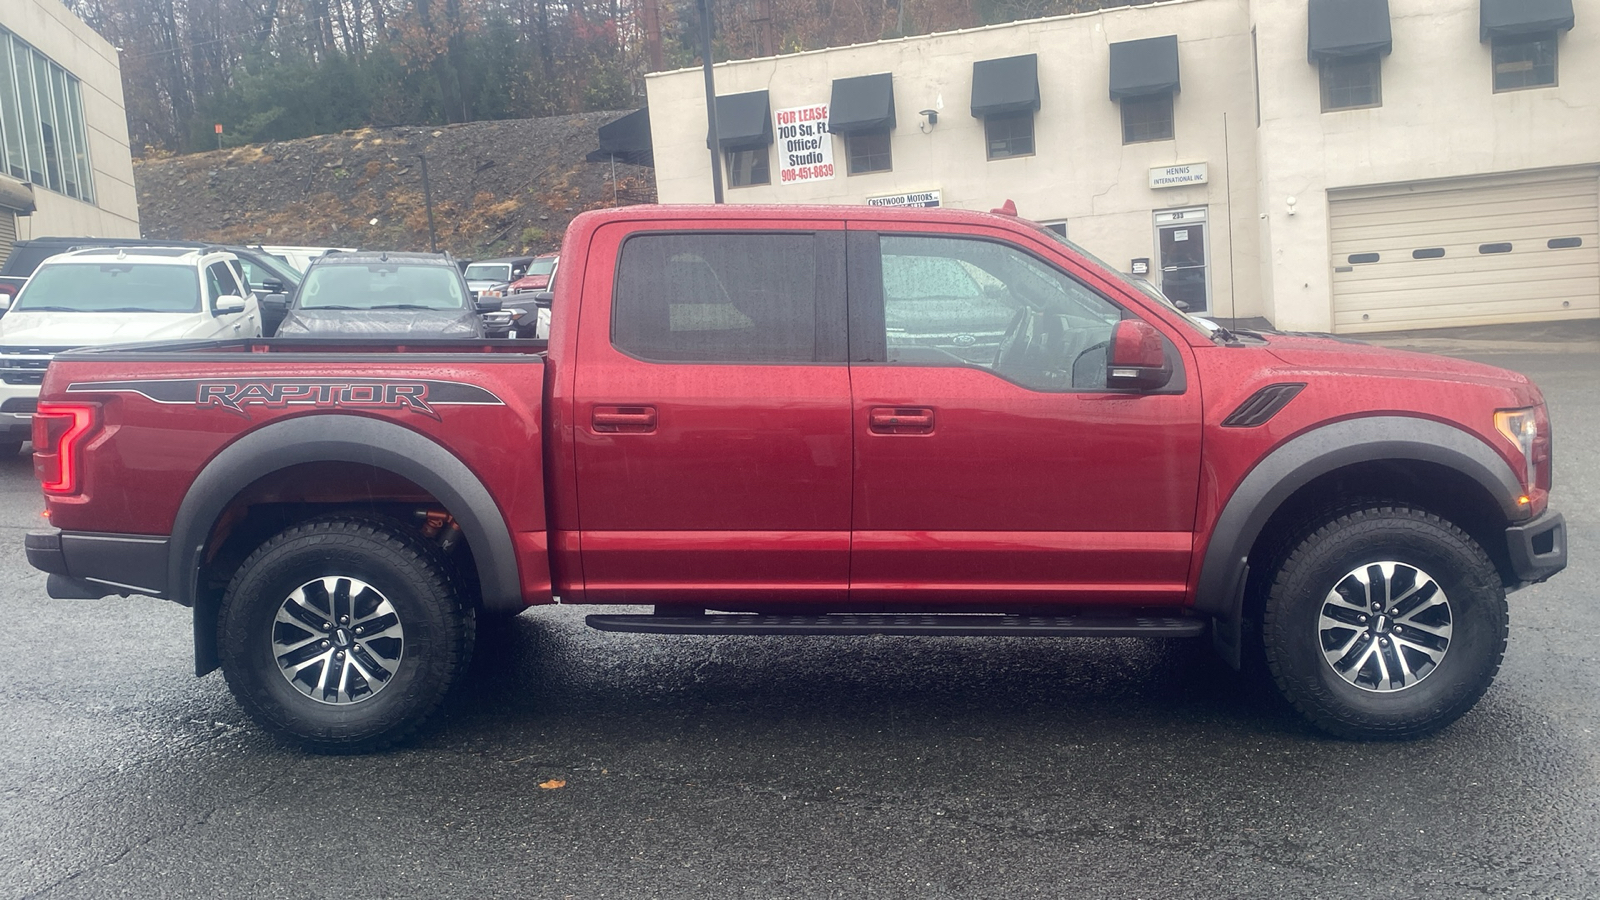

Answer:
[0,26,94,205]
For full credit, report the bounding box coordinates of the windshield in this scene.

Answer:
[526,258,557,277]
[12,263,201,313]
[298,264,467,310]
[464,264,511,283]
[1033,225,1216,336]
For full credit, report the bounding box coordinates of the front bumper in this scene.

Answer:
[1506,509,1566,586]
[26,529,171,600]
[0,381,41,439]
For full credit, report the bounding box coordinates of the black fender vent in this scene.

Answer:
[1222,383,1307,428]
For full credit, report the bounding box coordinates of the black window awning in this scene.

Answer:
[707,90,772,151]
[829,73,895,134]
[971,54,1039,117]
[1109,35,1180,99]
[1307,0,1392,62]
[1481,0,1575,41]
[587,107,653,167]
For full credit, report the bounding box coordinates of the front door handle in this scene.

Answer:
[593,405,657,434]
[869,407,934,435]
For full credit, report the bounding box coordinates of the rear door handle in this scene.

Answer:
[593,405,657,433]
[869,407,934,435]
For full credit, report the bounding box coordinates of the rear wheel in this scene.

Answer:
[218,516,475,753]
[1262,504,1507,740]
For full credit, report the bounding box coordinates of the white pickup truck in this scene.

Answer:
[0,246,264,454]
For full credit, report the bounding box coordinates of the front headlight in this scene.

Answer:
[1494,407,1540,488]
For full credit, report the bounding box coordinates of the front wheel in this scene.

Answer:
[1262,504,1508,740]
[218,516,475,753]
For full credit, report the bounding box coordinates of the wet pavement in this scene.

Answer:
[0,329,1597,898]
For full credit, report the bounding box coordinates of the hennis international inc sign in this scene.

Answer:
[1149,163,1209,189]
[775,104,835,184]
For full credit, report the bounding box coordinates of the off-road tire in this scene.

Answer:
[1263,504,1507,740]
[218,515,475,753]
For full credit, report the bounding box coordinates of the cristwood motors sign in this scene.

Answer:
[775,104,835,184]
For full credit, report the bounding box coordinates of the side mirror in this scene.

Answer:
[261,293,289,314]
[532,291,555,309]
[1174,299,1191,312]
[1106,319,1172,391]
[263,279,285,294]
[0,295,11,312]
[475,297,503,313]
[214,294,247,315]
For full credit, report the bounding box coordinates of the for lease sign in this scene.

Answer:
[775,104,835,184]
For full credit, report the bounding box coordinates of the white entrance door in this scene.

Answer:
[1155,207,1210,313]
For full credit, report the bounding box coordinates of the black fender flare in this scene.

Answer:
[176,415,523,673]
[1199,415,1522,667]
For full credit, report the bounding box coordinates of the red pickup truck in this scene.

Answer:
[25,205,1566,752]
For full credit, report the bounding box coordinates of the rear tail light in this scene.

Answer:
[33,402,97,494]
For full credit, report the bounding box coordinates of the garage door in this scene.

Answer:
[1329,168,1599,333]
[0,210,14,267]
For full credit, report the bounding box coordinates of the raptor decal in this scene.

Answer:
[65,378,504,420]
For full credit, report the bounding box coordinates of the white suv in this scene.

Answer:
[0,247,263,454]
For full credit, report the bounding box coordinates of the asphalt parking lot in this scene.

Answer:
[1,324,1597,899]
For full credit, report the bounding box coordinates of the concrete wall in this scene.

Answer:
[646,0,1600,331]
[2,0,139,240]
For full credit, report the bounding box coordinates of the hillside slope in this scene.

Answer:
[133,111,655,258]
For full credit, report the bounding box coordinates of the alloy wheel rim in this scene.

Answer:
[271,576,406,705]
[1318,561,1452,692]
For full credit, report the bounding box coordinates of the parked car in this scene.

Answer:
[257,245,356,273]
[480,290,552,340]
[268,251,491,339]
[0,236,301,308]
[0,246,263,454]
[463,255,536,298]
[481,255,559,338]
[25,204,1565,752]
[505,253,559,294]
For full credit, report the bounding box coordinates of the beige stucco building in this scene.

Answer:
[644,0,1598,333]
[0,0,140,263]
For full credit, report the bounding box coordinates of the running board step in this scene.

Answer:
[585,613,1207,638]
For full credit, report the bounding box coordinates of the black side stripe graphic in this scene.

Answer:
[66,378,505,420]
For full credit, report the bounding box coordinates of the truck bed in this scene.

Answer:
[36,337,552,610]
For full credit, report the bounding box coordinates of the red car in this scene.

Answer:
[25,204,1565,751]
[505,253,558,293]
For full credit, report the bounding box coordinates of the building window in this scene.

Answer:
[1492,33,1558,91]
[725,147,769,187]
[0,28,95,204]
[846,131,892,175]
[1320,54,1382,111]
[1121,93,1174,144]
[984,111,1034,160]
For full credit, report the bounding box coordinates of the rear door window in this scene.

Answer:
[613,232,843,363]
